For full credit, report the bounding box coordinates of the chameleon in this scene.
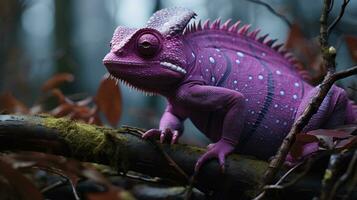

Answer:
[103,7,357,170]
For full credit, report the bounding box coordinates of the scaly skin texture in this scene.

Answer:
[103,8,357,171]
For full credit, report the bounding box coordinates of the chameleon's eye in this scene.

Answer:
[137,33,160,57]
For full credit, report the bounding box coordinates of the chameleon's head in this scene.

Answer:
[103,8,196,94]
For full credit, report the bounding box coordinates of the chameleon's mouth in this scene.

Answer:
[160,62,187,74]
[103,60,186,75]
[103,56,186,94]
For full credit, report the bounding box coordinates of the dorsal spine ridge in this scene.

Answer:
[183,18,311,82]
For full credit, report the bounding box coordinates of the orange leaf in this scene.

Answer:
[0,159,43,200]
[0,92,29,114]
[345,35,357,62]
[42,73,74,92]
[289,134,319,159]
[95,75,122,127]
[306,124,357,139]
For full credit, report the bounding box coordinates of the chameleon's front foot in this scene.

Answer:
[142,128,181,144]
[194,138,236,172]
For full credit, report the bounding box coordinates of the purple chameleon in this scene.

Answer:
[103,7,357,171]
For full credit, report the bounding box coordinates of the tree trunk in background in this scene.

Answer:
[54,0,77,94]
[0,0,25,91]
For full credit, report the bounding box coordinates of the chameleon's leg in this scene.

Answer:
[176,84,247,171]
[296,85,351,131]
[286,85,349,165]
[142,104,185,144]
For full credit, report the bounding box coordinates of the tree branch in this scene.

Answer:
[261,0,355,187]
[328,0,350,34]
[245,0,292,28]
[0,115,267,198]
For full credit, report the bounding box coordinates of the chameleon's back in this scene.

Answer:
[182,20,314,158]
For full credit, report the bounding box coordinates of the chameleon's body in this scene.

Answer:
[103,8,357,168]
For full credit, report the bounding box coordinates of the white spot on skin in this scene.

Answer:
[280,90,285,96]
[274,104,278,108]
[262,52,266,56]
[198,60,202,63]
[234,80,238,84]
[209,57,215,63]
[294,82,299,87]
[244,84,248,87]
[283,122,287,126]
[192,52,195,58]
[251,111,255,114]
[245,98,249,102]
[237,52,244,57]
[258,75,264,80]
[293,94,298,99]
[276,70,282,75]
[276,119,280,123]
[248,75,253,80]
[236,59,240,64]
[205,69,209,72]
[211,77,215,82]
[215,48,220,52]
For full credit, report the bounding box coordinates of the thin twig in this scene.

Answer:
[262,64,357,186]
[328,0,350,34]
[121,126,190,181]
[330,149,357,200]
[41,179,66,193]
[327,0,335,13]
[35,166,80,200]
[184,171,198,200]
[319,153,346,200]
[245,0,292,28]
[253,157,313,200]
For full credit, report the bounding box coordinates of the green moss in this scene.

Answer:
[42,117,128,170]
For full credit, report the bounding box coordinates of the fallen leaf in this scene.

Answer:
[306,124,357,139]
[0,92,29,114]
[95,75,122,127]
[42,73,74,92]
[345,35,357,62]
[0,159,43,200]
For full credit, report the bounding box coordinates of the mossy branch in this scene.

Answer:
[0,114,267,198]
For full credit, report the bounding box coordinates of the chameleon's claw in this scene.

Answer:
[142,129,161,139]
[142,128,181,144]
[194,138,235,173]
[171,130,180,144]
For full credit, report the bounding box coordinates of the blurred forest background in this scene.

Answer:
[1,0,357,147]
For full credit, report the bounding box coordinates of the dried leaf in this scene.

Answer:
[51,89,68,104]
[50,103,74,117]
[290,134,319,158]
[42,73,74,92]
[335,137,357,149]
[285,24,306,50]
[306,124,357,139]
[95,75,122,127]
[0,92,29,114]
[285,24,323,83]
[345,35,357,62]
[0,159,43,200]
